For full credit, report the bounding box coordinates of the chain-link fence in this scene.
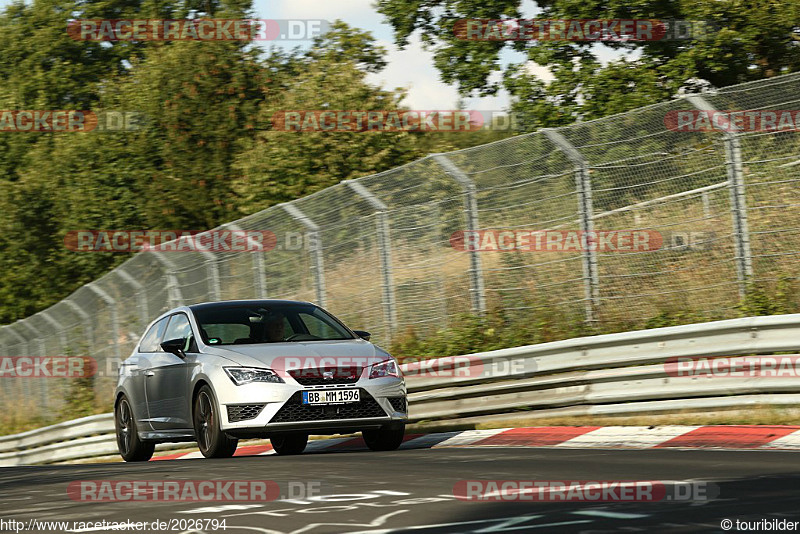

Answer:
[2,73,800,418]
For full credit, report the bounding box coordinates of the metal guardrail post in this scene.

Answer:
[344,180,398,335]
[64,300,93,347]
[543,129,600,323]
[433,154,487,316]
[147,252,184,308]
[226,224,269,299]
[114,270,149,328]
[280,203,327,307]
[687,95,754,297]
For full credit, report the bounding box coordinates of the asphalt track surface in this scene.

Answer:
[1,446,799,533]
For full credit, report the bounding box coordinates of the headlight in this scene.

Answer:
[224,367,284,385]
[369,359,401,379]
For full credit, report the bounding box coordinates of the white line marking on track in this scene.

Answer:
[432,428,512,448]
[556,426,702,449]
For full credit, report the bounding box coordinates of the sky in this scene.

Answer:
[260,0,542,110]
[253,0,628,110]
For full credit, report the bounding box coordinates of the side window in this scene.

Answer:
[138,317,169,353]
[163,313,194,351]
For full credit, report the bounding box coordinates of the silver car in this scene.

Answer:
[114,300,407,461]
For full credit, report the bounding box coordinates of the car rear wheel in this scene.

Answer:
[270,433,308,455]
[194,385,238,458]
[116,396,155,462]
[363,423,405,451]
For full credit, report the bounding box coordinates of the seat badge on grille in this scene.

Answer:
[323,370,334,380]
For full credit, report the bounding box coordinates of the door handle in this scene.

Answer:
[145,371,155,377]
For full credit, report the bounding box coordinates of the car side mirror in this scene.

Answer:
[161,338,187,358]
[353,330,371,341]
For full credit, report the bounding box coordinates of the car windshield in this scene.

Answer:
[192,303,355,345]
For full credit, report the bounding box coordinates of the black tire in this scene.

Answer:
[270,433,308,455]
[193,385,238,458]
[115,396,155,462]
[363,423,405,451]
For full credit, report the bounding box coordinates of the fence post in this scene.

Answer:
[20,320,48,407]
[40,310,68,356]
[86,283,121,363]
[148,252,184,308]
[344,180,398,336]
[687,95,753,297]
[227,224,268,299]
[280,203,327,307]
[0,334,9,402]
[543,129,600,324]
[192,232,221,301]
[64,300,94,347]
[115,269,150,328]
[433,154,487,316]
[4,326,29,407]
[4,325,28,356]
[19,320,44,357]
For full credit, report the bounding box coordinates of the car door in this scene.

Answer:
[143,313,193,431]
[128,316,169,431]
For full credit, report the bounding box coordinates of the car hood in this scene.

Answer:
[204,339,392,370]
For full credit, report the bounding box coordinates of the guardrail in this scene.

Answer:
[2,314,799,466]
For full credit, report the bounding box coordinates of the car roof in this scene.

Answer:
[187,299,313,312]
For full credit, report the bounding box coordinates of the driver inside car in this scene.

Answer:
[264,313,285,342]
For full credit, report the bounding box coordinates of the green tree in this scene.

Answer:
[233,58,423,212]
[376,0,800,124]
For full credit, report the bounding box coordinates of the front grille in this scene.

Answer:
[289,366,363,386]
[271,389,387,423]
[388,396,407,413]
[227,403,266,422]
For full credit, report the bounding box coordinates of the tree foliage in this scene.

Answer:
[0,0,506,323]
[376,0,800,126]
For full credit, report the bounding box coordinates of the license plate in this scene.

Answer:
[302,389,360,405]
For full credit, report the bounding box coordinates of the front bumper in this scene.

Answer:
[215,376,407,435]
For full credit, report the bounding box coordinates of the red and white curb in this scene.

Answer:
[151,425,800,461]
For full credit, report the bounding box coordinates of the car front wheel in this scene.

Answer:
[363,423,405,451]
[270,433,308,455]
[116,396,155,462]
[194,385,238,458]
